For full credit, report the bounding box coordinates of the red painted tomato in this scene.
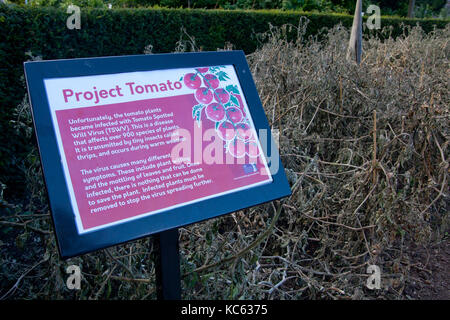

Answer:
[183,73,201,89]
[217,120,236,141]
[195,87,213,104]
[228,139,246,158]
[203,74,219,89]
[246,140,260,158]
[214,88,230,104]
[226,107,243,124]
[205,103,226,122]
[235,122,253,141]
[196,67,209,73]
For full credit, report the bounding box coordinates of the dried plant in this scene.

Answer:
[0,21,448,300]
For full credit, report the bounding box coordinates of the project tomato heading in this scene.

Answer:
[62,80,184,105]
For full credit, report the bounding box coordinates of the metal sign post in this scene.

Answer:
[154,228,181,300]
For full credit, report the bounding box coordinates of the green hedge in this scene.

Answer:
[0,4,447,199]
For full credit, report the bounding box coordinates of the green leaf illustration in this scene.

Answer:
[224,101,233,109]
[230,94,240,107]
[192,104,203,119]
[225,85,240,95]
[216,71,230,81]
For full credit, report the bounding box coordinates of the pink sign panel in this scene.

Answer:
[45,65,272,233]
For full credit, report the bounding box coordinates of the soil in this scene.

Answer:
[404,239,450,300]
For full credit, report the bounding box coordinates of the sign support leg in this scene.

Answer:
[154,228,182,300]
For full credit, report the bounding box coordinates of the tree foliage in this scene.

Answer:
[6,0,448,17]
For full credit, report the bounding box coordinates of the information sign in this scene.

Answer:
[24,51,291,258]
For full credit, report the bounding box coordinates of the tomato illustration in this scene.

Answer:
[183,73,201,89]
[235,122,253,141]
[214,88,230,104]
[217,120,236,141]
[203,74,219,90]
[246,140,260,158]
[228,138,246,158]
[195,87,213,104]
[196,67,209,73]
[205,103,226,122]
[226,107,243,124]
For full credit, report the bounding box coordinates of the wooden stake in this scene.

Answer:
[339,76,343,114]
[372,110,377,185]
[347,0,363,64]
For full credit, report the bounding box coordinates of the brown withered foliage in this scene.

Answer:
[1,20,448,300]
